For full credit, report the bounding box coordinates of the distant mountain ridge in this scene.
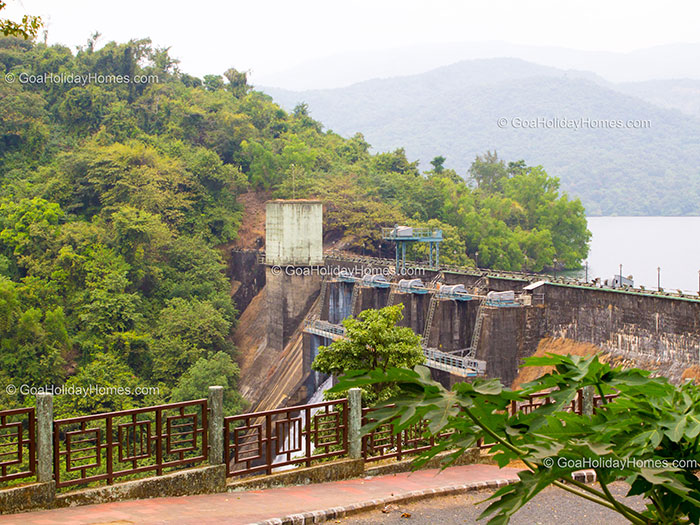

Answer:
[254,42,700,90]
[617,79,700,119]
[262,58,700,216]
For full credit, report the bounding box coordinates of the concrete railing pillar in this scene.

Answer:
[208,386,224,465]
[36,393,53,483]
[348,388,362,459]
[581,386,594,416]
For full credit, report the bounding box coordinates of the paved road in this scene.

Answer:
[341,482,645,524]
[0,464,521,525]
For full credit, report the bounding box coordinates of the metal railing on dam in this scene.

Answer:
[303,319,485,378]
[237,248,700,303]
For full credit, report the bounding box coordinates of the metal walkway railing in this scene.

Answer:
[303,320,484,377]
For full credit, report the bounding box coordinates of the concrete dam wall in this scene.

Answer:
[230,250,700,410]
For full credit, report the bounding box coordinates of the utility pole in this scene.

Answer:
[585,260,588,283]
[657,267,661,290]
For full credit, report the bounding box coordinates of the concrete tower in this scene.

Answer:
[265,200,323,266]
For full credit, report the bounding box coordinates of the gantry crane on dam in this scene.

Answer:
[382,225,443,273]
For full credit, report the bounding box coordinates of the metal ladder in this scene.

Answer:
[429,271,444,288]
[349,283,360,317]
[467,298,486,358]
[422,295,438,346]
[472,275,488,295]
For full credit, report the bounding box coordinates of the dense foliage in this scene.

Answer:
[0,34,588,412]
[333,354,700,524]
[312,304,424,405]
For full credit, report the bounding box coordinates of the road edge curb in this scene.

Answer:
[248,477,517,525]
[248,469,598,524]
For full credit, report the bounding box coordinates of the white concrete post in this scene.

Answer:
[581,386,594,416]
[348,388,362,459]
[36,393,53,483]
[208,386,224,465]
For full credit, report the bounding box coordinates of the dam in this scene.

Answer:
[229,200,700,412]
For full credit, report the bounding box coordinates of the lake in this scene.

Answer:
[565,217,700,293]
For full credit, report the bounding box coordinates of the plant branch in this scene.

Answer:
[461,404,648,524]
[550,480,623,513]
[596,471,648,524]
[595,384,609,405]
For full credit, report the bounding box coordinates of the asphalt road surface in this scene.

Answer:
[341,482,645,525]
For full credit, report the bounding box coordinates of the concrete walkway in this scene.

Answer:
[0,464,521,525]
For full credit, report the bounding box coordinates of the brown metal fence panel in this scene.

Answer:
[509,390,583,416]
[53,400,207,488]
[224,399,348,477]
[362,405,453,462]
[593,393,618,412]
[365,389,618,455]
[0,407,35,484]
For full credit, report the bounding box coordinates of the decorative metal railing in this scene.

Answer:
[224,399,348,477]
[0,407,36,484]
[509,390,582,416]
[53,400,208,488]
[362,405,453,462]
[365,389,619,454]
[593,392,619,411]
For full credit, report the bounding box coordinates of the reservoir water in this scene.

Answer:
[570,217,700,294]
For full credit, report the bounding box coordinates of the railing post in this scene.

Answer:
[348,388,362,459]
[36,393,53,483]
[208,386,224,465]
[581,386,594,416]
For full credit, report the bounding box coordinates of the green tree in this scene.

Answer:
[0,2,41,39]
[223,67,251,98]
[171,351,246,415]
[151,297,234,382]
[0,277,68,394]
[53,353,142,417]
[312,304,424,405]
[468,151,508,192]
[430,155,446,174]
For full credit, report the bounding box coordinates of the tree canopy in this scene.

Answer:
[312,304,424,405]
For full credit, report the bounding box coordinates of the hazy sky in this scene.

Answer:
[5,0,700,81]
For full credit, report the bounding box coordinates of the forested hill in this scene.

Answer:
[263,58,700,216]
[0,36,587,412]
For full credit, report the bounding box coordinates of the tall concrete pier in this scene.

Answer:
[265,200,324,352]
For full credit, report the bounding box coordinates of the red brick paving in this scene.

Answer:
[0,464,521,525]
